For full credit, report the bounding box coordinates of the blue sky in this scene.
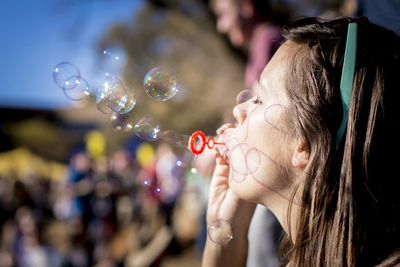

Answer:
[0,0,142,109]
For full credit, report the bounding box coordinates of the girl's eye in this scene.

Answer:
[252,96,262,105]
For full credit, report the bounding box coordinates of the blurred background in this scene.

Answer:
[0,0,398,266]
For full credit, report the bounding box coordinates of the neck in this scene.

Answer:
[261,192,301,244]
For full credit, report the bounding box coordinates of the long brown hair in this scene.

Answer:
[280,17,400,266]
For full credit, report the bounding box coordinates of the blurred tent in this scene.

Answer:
[0,147,68,182]
[0,107,99,162]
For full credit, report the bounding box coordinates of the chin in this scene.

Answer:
[229,172,267,203]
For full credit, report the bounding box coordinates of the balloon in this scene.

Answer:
[85,131,106,159]
[136,143,155,168]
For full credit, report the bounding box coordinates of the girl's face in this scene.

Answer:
[224,43,299,207]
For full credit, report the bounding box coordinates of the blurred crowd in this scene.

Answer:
[0,141,210,267]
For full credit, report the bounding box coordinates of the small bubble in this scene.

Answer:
[142,179,152,187]
[134,115,161,142]
[63,76,90,101]
[53,62,81,89]
[208,219,233,245]
[153,187,162,194]
[96,86,112,114]
[236,89,256,104]
[110,112,135,133]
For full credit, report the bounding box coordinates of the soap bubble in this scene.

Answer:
[110,112,135,132]
[208,219,233,245]
[96,73,136,114]
[53,62,81,89]
[159,130,190,149]
[106,89,136,114]
[236,89,256,104]
[172,158,186,178]
[142,178,152,188]
[151,186,162,196]
[143,67,179,101]
[63,76,90,101]
[96,86,112,114]
[104,74,136,114]
[101,48,125,73]
[106,85,136,114]
[134,115,161,142]
[103,49,122,62]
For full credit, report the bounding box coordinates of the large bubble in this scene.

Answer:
[97,73,136,114]
[143,67,179,101]
[101,48,125,74]
[159,130,190,149]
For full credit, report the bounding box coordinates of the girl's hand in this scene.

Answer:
[206,123,256,238]
[201,123,256,267]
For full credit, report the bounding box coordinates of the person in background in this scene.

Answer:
[212,0,287,90]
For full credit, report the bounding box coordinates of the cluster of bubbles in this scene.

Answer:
[53,62,90,101]
[52,51,186,145]
[52,52,232,245]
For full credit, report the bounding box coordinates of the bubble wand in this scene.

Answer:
[188,130,225,155]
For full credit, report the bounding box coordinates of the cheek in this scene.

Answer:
[264,104,291,134]
[246,147,292,194]
[228,145,292,203]
[228,106,293,200]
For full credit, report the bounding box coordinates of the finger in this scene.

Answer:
[217,123,235,135]
[215,151,229,166]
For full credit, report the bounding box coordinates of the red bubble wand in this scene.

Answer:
[188,130,225,155]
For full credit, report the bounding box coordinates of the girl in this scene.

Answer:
[202,17,400,267]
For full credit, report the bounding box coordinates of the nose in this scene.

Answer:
[233,89,255,124]
[233,104,247,124]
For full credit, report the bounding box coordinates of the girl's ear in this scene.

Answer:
[291,140,309,169]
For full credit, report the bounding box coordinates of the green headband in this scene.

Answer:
[336,22,358,143]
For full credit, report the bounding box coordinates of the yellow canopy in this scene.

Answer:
[0,147,68,182]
